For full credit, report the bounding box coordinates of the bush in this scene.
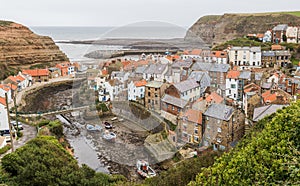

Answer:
[16,131,23,138]
[48,121,63,138]
[0,145,11,155]
[37,120,50,127]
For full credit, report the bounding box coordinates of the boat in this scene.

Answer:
[136,160,156,178]
[102,130,116,141]
[86,124,102,131]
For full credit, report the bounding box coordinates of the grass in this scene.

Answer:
[283,11,300,17]
[0,20,13,26]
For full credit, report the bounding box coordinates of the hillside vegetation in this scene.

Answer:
[185,12,300,45]
[189,100,300,185]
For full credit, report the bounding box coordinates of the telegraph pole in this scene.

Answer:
[5,93,14,152]
[14,96,19,133]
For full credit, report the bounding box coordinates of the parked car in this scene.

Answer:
[111,117,118,121]
[3,134,12,143]
[11,121,24,130]
[103,122,113,129]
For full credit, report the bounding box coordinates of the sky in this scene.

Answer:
[0,0,300,27]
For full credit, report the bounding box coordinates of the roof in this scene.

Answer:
[144,63,167,74]
[204,103,234,121]
[0,84,10,92]
[173,79,200,93]
[255,72,263,81]
[183,109,202,124]
[230,46,261,52]
[272,24,288,31]
[188,71,211,92]
[111,71,126,78]
[253,104,286,122]
[244,83,260,93]
[211,51,228,58]
[172,61,193,68]
[108,79,122,86]
[22,69,49,77]
[161,94,188,108]
[135,66,147,74]
[134,79,147,87]
[146,81,164,88]
[0,96,6,106]
[227,70,240,79]
[101,69,108,75]
[271,45,283,51]
[261,82,272,89]
[262,51,275,57]
[262,90,277,103]
[275,50,291,56]
[7,83,17,91]
[239,71,251,80]
[190,49,202,55]
[191,62,229,72]
[205,92,224,104]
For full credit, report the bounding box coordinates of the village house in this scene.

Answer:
[203,103,243,151]
[286,26,299,43]
[22,69,49,82]
[111,71,130,83]
[0,96,9,132]
[127,79,147,101]
[101,79,125,101]
[262,51,276,67]
[242,83,261,118]
[188,71,211,96]
[56,62,75,77]
[94,69,109,91]
[181,49,202,60]
[4,74,28,91]
[165,78,201,102]
[161,94,188,124]
[0,85,12,103]
[274,50,291,68]
[280,78,300,96]
[143,63,168,82]
[191,92,224,113]
[179,109,203,145]
[272,24,288,43]
[261,89,292,105]
[191,62,229,89]
[211,51,228,64]
[170,60,193,83]
[228,46,262,69]
[144,81,169,111]
[263,30,272,43]
[48,67,61,78]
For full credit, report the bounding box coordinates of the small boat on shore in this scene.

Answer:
[102,131,116,142]
[136,160,156,178]
[86,124,102,131]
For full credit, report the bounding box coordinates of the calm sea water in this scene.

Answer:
[30,26,187,61]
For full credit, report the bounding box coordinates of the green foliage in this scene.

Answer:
[144,151,221,186]
[96,102,109,112]
[0,136,125,186]
[284,11,300,17]
[190,101,300,185]
[0,145,11,155]
[37,120,51,127]
[37,120,63,138]
[16,131,23,138]
[0,21,13,26]
[212,37,271,51]
[164,119,177,131]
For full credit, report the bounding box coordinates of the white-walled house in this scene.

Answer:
[111,71,130,83]
[102,79,124,101]
[226,70,240,100]
[0,85,12,103]
[165,79,201,102]
[228,46,262,69]
[0,97,9,132]
[143,63,168,82]
[286,26,298,44]
[127,79,147,101]
[267,73,280,84]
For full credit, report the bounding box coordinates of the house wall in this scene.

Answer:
[228,48,261,69]
[145,85,167,111]
[0,104,9,131]
[226,78,239,100]
[165,85,180,98]
[0,89,12,103]
[180,119,202,145]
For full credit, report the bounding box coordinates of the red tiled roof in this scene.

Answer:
[183,109,202,124]
[134,79,147,87]
[7,76,18,83]
[22,69,49,77]
[206,92,224,104]
[227,70,240,79]
[122,61,131,68]
[256,33,264,38]
[190,49,202,56]
[101,69,108,75]
[262,90,277,103]
[16,75,25,81]
[244,83,260,93]
[0,96,6,106]
[271,45,283,51]
[211,51,228,58]
[0,84,10,92]
[7,83,17,91]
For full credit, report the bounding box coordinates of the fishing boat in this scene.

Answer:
[86,124,102,131]
[102,130,116,141]
[136,160,156,178]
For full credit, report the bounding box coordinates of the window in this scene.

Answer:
[172,106,175,110]
[155,88,158,91]
[217,138,222,143]
[148,92,151,96]
[148,99,151,103]
[194,129,198,134]
[218,128,222,133]
[178,108,181,112]
[155,100,158,104]
[194,136,199,142]
[253,62,256,66]
[155,93,158,98]
[231,84,236,89]
[234,94,236,98]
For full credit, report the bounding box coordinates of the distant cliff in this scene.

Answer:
[0,20,69,79]
[185,13,300,46]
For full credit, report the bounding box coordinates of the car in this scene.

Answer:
[11,121,24,130]
[118,118,124,122]
[3,134,12,143]
[111,117,118,121]
[103,122,113,129]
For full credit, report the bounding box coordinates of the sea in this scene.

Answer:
[30,26,188,61]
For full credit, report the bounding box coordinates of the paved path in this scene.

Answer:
[0,124,37,159]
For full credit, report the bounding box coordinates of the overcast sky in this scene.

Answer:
[1,0,300,27]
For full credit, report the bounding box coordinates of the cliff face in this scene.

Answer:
[185,13,300,46]
[0,21,69,79]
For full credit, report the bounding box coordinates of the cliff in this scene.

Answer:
[0,20,69,79]
[185,12,300,46]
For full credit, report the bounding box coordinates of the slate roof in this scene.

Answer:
[174,79,200,93]
[273,24,288,31]
[111,71,126,78]
[255,72,263,81]
[161,94,188,108]
[146,81,164,88]
[204,103,234,121]
[188,71,211,90]
[253,104,286,122]
[172,61,193,68]
[144,63,168,74]
[230,46,261,52]
[135,66,147,74]
[239,71,251,80]
[191,62,229,72]
[262,51,275,57]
